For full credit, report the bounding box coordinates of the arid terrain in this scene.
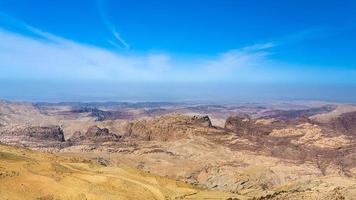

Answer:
[0,100,356,199]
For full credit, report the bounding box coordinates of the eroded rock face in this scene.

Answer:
[329,111,356,135]
[224,116,285,136]
[69,125,121,142]
[190,115,213,127]
[0,125,64,142]
[23,126,65,142]
[0,125,66,151]
[125,113,213,141]
[224,116,252,135]
[285,123,353,149]
[223,115,356,178]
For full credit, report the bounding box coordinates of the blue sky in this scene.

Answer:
[0,0,355,102]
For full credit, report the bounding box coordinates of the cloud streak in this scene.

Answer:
[97,0,130,49]
[0,14,354,85]
[0,15,275,83]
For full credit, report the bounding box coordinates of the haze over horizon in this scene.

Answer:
[0,0,355,102]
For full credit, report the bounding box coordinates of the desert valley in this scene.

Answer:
[0,100,355,199]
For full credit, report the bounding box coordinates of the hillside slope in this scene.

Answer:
[0,143,240,200]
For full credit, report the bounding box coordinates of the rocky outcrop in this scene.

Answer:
[124,113,213,141]
[224,116,286,136]
[69,125,121,143]
[23,126,65,142]
[329,111,356,135]
[0,125,64,142]
[223,115,356,177]
[0,125,66,151]
[224,116,253,135]
[190,115,213,127]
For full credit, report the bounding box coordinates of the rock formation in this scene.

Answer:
[0,125,66,151]
[68,125,121,143]
[224,116,253,135]
[328,111,356,135]
[124,113,213,141]
[224,116,285,136]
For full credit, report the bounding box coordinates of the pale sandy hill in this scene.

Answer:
[0,143,240,200]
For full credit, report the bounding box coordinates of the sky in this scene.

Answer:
[0,0,355,102]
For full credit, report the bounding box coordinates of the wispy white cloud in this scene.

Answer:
[111,27,130,49]
[0,16,275,82]
[1,14,353,85]
[96,0,129,49]
[240,42,275,52]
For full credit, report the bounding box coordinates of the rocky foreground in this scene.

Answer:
[0,101,356,199]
